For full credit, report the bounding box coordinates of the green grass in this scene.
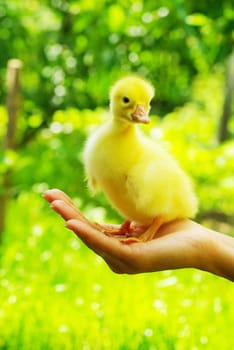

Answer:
[0,191,234,349]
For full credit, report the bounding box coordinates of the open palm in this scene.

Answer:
[43,189,206,274]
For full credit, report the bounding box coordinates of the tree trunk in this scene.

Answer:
[218,49,234,143]
[0,59,22,237]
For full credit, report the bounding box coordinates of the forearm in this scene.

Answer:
[151,222,234,282]
[199,228,234,282]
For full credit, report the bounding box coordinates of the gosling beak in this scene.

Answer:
[131,105,150,124]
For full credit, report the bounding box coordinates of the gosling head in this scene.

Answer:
[110,75,155,124]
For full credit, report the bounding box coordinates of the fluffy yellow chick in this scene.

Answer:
[83,75,198,242]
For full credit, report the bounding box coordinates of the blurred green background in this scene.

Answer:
[0,0,234,349]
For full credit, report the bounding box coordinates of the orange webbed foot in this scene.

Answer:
[94,220,132,237]
[137,217,163,242]
[93,217,163,244]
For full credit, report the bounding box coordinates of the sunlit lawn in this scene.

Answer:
[0,191,233,350]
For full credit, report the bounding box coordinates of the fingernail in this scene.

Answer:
[65,222,71,230]
[50,203,56,210]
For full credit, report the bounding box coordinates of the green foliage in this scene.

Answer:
[158,73,234,217]
[0,192,234,349]
[0,2,234,348]
[1,74,234,349]
[0,0,233,124]
[3,72,232,223]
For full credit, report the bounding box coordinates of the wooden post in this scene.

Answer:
[5,59,22,148]
[0,59,22,236]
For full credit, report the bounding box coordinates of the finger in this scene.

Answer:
[43,189,74,206]
[50,199,99,229]
[50,199,82,221]
[43,189,124,232]
[44,189,101,227]
[65,219,135,261]
[66,219,137,273]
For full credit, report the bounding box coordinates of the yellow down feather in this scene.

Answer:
[83,75,198,225]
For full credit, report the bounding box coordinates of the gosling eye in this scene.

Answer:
[123,96,130,103]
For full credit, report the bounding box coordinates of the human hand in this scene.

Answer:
[43,189,209,274]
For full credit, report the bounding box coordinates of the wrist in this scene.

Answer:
[197,226,234,281]
[182,224,213,273]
